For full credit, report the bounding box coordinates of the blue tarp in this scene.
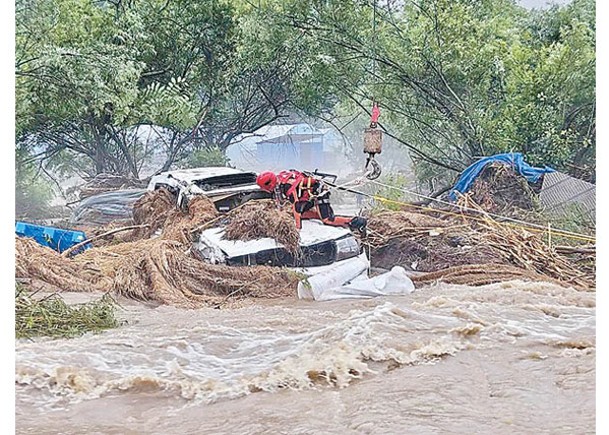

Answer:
[449,152,555,200]
[15,221,92,254]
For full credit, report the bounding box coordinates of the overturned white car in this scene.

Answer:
[147,167,271,212]
[195,218,380,301]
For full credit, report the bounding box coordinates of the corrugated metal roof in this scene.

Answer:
[539,171,595,218]
[230,125,297,151]
[257,133,323,145]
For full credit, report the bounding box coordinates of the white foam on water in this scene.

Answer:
[15,302,473,407]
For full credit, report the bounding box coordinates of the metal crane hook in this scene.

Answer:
[365,154,382,180]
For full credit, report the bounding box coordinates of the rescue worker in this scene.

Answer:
[256,170,367,234]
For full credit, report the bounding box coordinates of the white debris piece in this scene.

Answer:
[298,265,415,301]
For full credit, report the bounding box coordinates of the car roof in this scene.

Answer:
[154,167,255,183]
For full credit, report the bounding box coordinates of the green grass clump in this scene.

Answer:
[15,286,119,339]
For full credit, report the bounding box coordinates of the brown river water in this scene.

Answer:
[15,280,595,434]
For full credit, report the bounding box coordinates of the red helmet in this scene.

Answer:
[256,171,278,192]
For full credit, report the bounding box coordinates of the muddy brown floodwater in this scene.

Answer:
[15,280,595,434]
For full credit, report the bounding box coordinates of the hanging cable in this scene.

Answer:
[363,0,383,180]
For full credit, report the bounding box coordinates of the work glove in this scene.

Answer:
[310,179,323,196]
[349,216,368,235]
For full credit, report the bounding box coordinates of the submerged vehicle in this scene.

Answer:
[196,218,367,266]
[65,165,414,301]
[69,166,370,288]
[147,167,271,212]
[195,218,370,296]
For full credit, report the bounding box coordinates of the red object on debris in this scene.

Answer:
[370,102,380,126]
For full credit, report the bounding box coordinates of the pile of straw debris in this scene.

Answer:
[16,236,299,308]
[223,199,300,254]
[16,183,595,309]
[410,263,568,288]
[365,203,595,290]
[16,189,303,308]
[367,210,505,273]
[457,164,540,217]
[79,188,220,246]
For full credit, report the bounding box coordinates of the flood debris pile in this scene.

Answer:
[130,187,218,242]
[459,164,539,216]
[410,263,567,288]
[477,213,594,290]
[16,237,100,293]
[16,190,300,308]
[76,238,298,307]
[222,199,300,254]
[75,222,140,247]
[15,176,595,308]
[159,196,219,244]
[367,210,505,272]
[555,244,596,281]
[365,202,595,291]
[16,236,299,308]
[78,189,219,246]
[131,187,178,237]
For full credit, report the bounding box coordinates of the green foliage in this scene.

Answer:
[16,0,334,177]
[16,0,144,132]
[185,146,231,169]
[15,286,119,339]
[15,0,595,185]
[371,173,411,211]
[268,0,595,184]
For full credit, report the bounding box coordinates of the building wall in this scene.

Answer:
[256,141,324,171]
[225,123,360,176]
[256,141,298,171]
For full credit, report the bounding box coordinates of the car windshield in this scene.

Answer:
[193,173,258,191]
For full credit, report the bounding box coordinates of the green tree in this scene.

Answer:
[16,0,595,186]
[16,0,334,178]
[185,146,231,169]
[262,0,595,184]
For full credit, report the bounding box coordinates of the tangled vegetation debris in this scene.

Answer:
[15,181,595,310]
[15,285,119,339]
[365,197,595,290]
[16,236,299,309]
[460,164,540,216]
[222,199,301,254]
[410,264,569,288]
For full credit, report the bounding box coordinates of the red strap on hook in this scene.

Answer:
[370,101,380,127]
